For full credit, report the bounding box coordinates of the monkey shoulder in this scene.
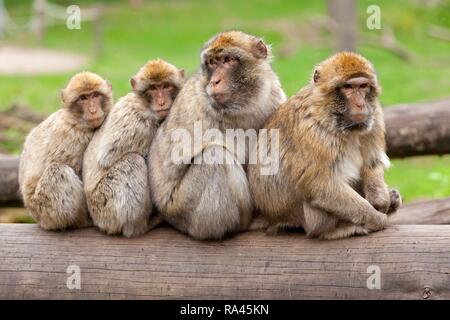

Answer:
[110,93,159,128]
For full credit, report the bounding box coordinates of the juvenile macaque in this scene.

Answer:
[19,72,113,230]
[148,31,286,240]
[83,59,184,237]
[248,52,402,240]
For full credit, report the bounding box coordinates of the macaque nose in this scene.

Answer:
[211,78,221,86]
[89,105,97,114]
[158,99,165,107]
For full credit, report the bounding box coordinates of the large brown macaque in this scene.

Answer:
[248,52,402,240]
[19,72,113,230]
[148,31,286,240]
[83,59,184,237]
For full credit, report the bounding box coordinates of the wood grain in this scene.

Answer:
[0,224,449,299]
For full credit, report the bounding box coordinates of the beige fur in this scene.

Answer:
[83,59,184,237]
[148,31,286,240]
[19,72,112,230]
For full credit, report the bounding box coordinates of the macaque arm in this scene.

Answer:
[308,178,386,230]
[96,109,151,168]
[360,132,391,213]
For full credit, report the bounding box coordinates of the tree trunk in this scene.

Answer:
[327,0,357,52]
[0,224,448,299]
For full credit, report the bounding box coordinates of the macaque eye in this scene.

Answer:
[92,91,100,98]
[360,83,368,89]
[163,82,171,89]
[149,85,157,91]
[79,94,87,101]
[343,83,352,89]
[208,58,216,67]
[224,56,231,63]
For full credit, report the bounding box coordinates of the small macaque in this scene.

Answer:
[248,52,402,240]
[83,59,184,237]
[19,72,113,230]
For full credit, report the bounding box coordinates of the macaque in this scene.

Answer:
[19,72,113,230]
[148,31,286,240]
[248,52,402,240]
[83,59,184,237]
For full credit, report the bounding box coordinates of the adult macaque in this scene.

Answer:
[248,52,402,240]
[148,31,286,240]
[83,59,184,237]
[19,72,113,230]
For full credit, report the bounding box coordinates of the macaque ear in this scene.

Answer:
[106,80,112,90]
[60,89,66,103]
[253,39,268,59]
[179,69,185,79]
[313,70,320,83]
[130,77,137,90]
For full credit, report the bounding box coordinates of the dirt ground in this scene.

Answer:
[0,45,87,75]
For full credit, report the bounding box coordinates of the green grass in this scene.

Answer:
[1,0,449,202]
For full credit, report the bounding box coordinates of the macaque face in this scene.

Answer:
[74,91,106,129]
[204,54,241,106]
[335,76,375,132]
[143,82,178,119]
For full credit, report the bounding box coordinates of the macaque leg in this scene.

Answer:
[30,163,91,230]
[167,146,253,240]
[88,153,151,237]
[303,203,368,240]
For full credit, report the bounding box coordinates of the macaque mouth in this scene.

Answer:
[212,92,231,102]
[154,107,171,114]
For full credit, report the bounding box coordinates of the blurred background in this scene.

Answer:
[0,0,449,222]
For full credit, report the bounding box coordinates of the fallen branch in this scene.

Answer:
[384,97,450,158]
[0,153,21,204]
[0,224,448,299]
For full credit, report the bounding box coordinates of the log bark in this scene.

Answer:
[0,224,448,299]
[384,97,450,158]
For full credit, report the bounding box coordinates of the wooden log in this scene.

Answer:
[389,197,450,225]
[0,224,448,299]
[0,153,21,204]
[384,97,450,158]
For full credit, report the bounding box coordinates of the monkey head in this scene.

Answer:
[201,31,271,111]
[130,59,184,119]
[61,72,113,129]
[311,52,381,133]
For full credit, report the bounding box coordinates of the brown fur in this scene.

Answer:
[61,71,112,107]
[19,72,113,230]
[131,59,184,93]
[248,52,401,240]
